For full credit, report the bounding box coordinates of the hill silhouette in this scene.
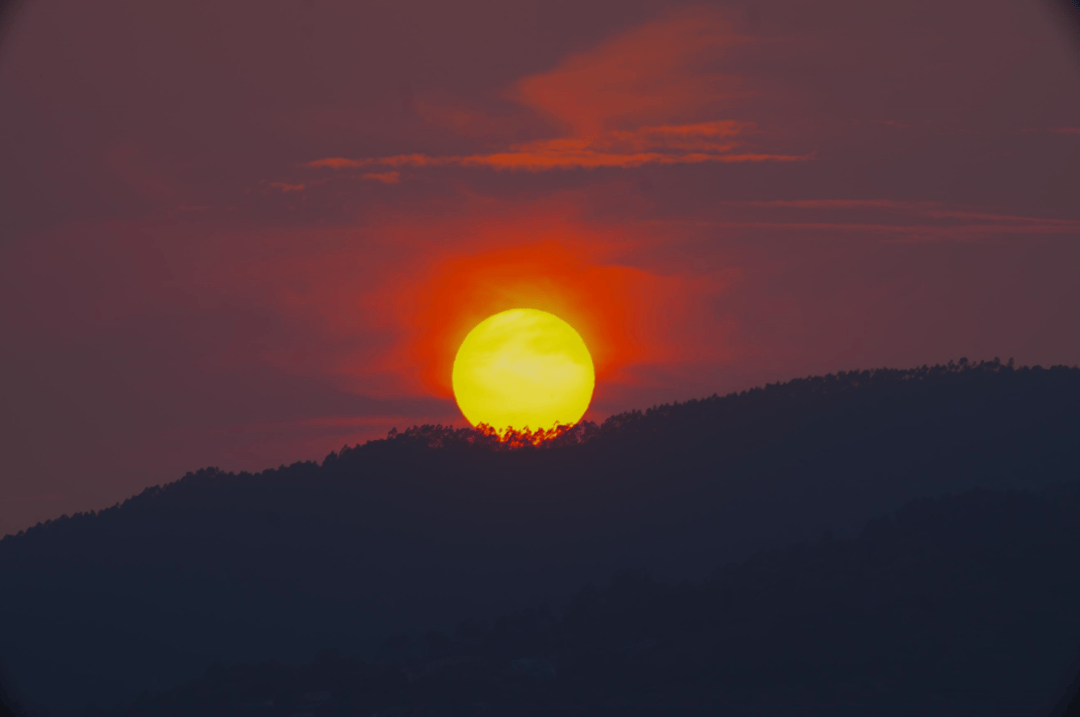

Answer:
[1,359,1079,712]
[92,481,1080,717]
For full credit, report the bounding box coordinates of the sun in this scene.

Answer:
[452,309,595,433]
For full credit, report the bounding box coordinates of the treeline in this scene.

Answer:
[94,481,1080,717]
[328,357,1039,453]
[4,357,1064,535]
[2,360,1079,713]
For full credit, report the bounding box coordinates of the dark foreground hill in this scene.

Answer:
[2,360,1079,712]
[96,482,1080,717]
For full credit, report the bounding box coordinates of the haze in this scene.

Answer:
[1,0,1079,535]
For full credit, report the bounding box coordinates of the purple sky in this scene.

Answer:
[1,0,1079,535]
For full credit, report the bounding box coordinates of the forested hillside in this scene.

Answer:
[2,360,1079,712]
[95,482,1080,717]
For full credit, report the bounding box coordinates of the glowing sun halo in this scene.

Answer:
[452,309,595,433]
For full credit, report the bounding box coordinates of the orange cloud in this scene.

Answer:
[307,157,359,170]
[719,199,921,210]
[305,11,802,173]
[362,171,400,184]
[306,147,806,172]
[306,121,807,173]
[513,9,741,135]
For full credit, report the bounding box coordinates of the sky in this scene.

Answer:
[1,0,1079,535]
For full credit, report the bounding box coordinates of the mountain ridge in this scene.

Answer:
[2,359,1079,712]
[7,357,1072,535]
[90,481,1080,717]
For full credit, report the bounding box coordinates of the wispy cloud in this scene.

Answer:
[306,12,805,173]
[308,121,808,172]
[718,198,1080,227]
[512,9,741,135]
[671,221,1080,238]
[361,171,401,184]
[720,199,920,210]
[676,198,1080,241]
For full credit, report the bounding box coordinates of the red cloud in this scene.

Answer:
[306,124,807,173]
[512,9,740,135]
[306,147,806,172]
[307,157,360,170]
[361,171,400,184]
[305,11,804,173]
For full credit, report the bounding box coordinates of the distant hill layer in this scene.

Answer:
[99,482,1080,717]
[2,360,1079,712]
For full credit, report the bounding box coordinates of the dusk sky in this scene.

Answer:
[1,0,1079,535]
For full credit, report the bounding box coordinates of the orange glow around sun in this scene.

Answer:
[359,206,736,410]
[388,232,681,398]
[452,309,595,432]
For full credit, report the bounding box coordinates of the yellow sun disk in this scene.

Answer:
[452,309,595,433]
